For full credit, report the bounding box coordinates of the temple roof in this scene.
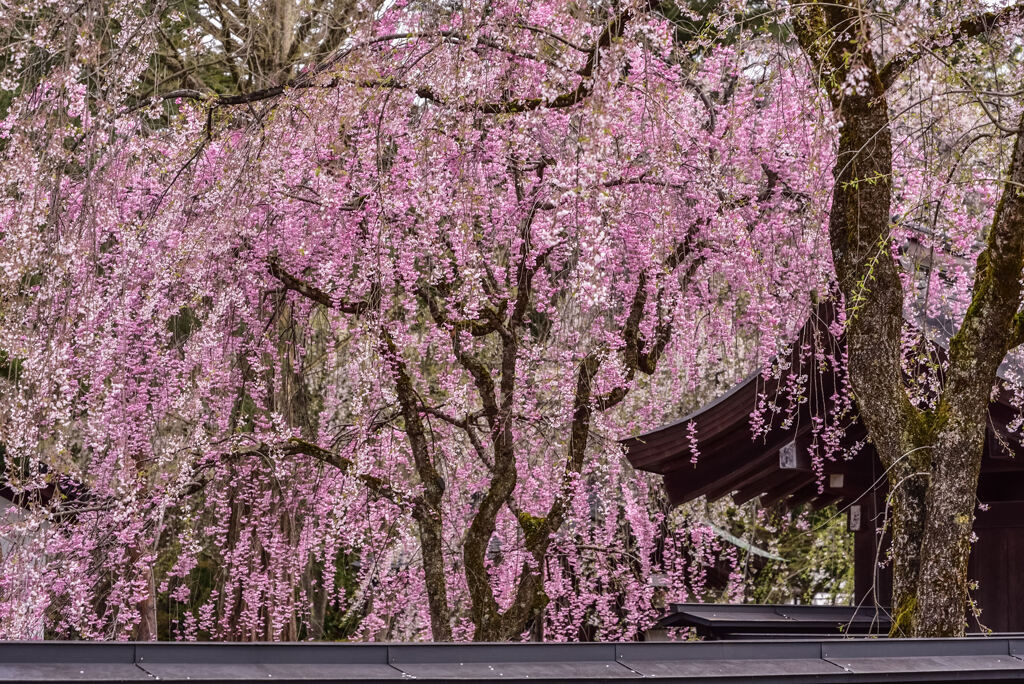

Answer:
[622,305,1024,510]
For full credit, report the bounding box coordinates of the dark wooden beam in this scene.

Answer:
[759,473,815,507]
[664,449,777,506]
[732,468,808,506]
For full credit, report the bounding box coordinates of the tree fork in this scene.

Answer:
[796,0,1024,637]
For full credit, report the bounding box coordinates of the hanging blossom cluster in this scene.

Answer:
[0,0,838,640]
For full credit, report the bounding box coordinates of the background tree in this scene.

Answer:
[141,0,369,97]
[0,0,839,640]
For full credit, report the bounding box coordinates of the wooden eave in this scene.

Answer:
[623,306,1024,510]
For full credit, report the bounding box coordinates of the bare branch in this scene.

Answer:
[234,438,411,506]
[267,256,375,314]
[362,11,632,115]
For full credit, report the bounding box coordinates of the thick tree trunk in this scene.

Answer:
[912,113,1024,635]
[794,2,955,637]
[913,432,983,635]
[415,507,453,641]
[790,2,1024,638]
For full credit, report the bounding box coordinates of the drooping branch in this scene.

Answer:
[596,224,702,407]
[265,256,452,640]
[684,79,716,132]
[499,228,700,634]
[378,328,454,641]
[233,438,411,506]
[879,4,1024,91]
[419,285,505,337]
[422,406,493,470]
[155,10,632,117]
[267,256,376,314]
[363,10,632,115]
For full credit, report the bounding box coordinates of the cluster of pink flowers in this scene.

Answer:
[2,0,1013,642]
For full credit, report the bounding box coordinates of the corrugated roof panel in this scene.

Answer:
[823,638,1024,674]
[388,642,638,679]
[135,642,401,681]
[616,641,843,678]
[0,663,150,681]
[0,642,148,682]
[6,638,1024,681]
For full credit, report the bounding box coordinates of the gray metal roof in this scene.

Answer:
[656,603,893,640]
[6,638,1024,682]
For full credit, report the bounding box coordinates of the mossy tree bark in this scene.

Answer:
[794,1,1024,637]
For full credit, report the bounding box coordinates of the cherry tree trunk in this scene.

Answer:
[912,436,983,635]
[416,508,454,641]
[793,2,1024,637]
[886,469,927,634]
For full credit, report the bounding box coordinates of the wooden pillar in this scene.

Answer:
[851,450,892,610]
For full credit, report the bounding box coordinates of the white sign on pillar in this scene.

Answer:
[848,504,863,532]
[779,440,799,469]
